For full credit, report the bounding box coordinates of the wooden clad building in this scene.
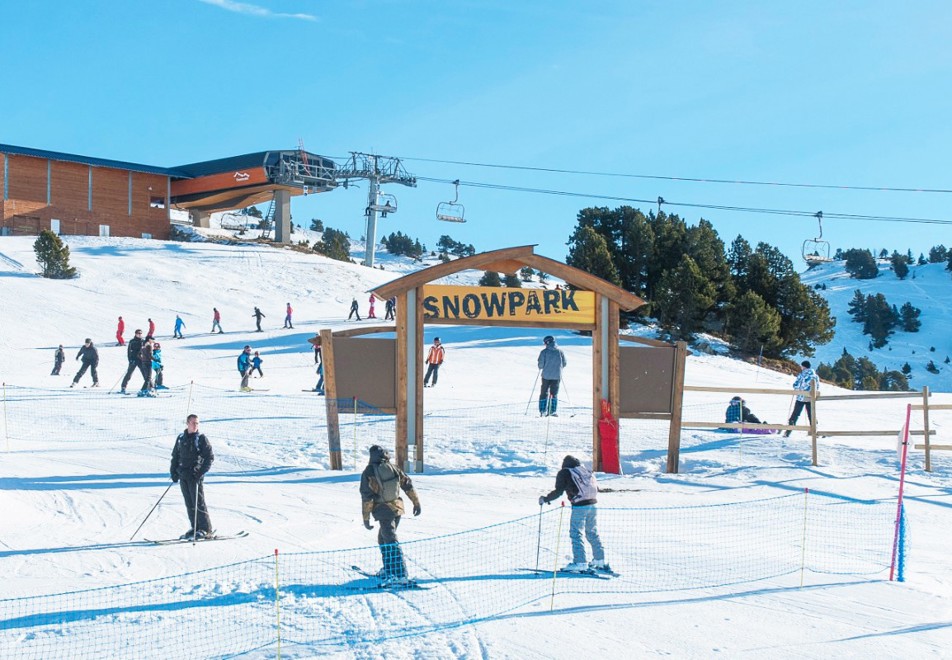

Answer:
[1,144,174,239]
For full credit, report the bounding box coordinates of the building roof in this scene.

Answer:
[0,143,184,177]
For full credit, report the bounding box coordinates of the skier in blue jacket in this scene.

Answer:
[237,345,253,391]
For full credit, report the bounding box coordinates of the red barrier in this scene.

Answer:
[598,399,620,474]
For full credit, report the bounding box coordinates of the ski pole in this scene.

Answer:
[192,476,201,544]
[130,482,174,540]
[559,375,571,406]
[524,369,541,416]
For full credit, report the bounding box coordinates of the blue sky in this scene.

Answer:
[3,1,952,267]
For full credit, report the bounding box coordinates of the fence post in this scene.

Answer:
[274,548,282,658]
[809,380,818,466]
[890,405,912,581]
[799,488,809,587]
[922,386,931,472]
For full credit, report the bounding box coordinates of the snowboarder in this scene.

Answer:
[237,345,253,391]
[70,338,99,387]
[360,444,422,586]
[423,337,444,387]
[537,335,566,416]
[785,361,819,437]
[284,303,293,329]
[152,341,166,390]
[367,294,377,319]
[170,414,214,540]
[252,307,265,332]
[147,317,155,338]
[348,298,361,321]
[51,345,65,375]
[173,315,186,339]
[251,351,264,378]
[116,316,125,346]
[725,396,762,424]
[120,329,144,394]
[211,308,223,334]
[384,296,396,321]
[138,336,155,396]
[539,455,609,573]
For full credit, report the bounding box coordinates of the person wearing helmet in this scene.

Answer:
[537,335,566,416]
[724,396,761,424]
[359,444,422,585]
[539,455,609,573]
[70,338,99,388]
[152,342,166,390]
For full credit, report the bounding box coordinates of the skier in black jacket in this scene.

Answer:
[170,414,215,540]
[51,345,65,375]
[539,455,609,573]
[120,329,144,394]
[70,339,99,387]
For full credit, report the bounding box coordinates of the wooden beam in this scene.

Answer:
[330,325,395,339]
[665,341,687,474]
[395,292,409,471]
[915,444,952,450]
[520,253,645,311]
[685,384,800,396]
[320,328,342,470]
[414,287,425,472]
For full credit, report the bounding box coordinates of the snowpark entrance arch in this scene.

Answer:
[320,245,646,472]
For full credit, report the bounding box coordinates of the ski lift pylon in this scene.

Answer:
[436,180,466,223]
[802,210,832,266]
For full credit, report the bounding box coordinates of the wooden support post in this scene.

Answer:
[592,293,604,471]
[810,380,818,467]
[320,329,342,470]
[922,386,931,472]
[413,287,425,473]
[665,341,687,474]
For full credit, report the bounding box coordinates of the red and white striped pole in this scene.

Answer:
[889,404,912,581]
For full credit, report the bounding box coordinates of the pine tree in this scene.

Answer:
[503,273,522,288]
[519,266,535,282]
[725,290,782,354]
[34,230,77,279]
[312,227,351,262]
[565,225,620,285]
[847,289,866,322]
[928,244,947,263]
[899,302,921,332]
[890,252,909,280]
[478,271,502,287]
[652,255,715,339]
[843,249,878,279]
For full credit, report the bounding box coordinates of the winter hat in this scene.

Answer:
[561,454,581,468]
[84,338,92,343]
[368,444,390,463]
[543,336,555,346]
[731,396,742,402]
[801,360,811,368]
[153,342,161,349]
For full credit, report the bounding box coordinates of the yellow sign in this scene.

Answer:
[421,285,595,324]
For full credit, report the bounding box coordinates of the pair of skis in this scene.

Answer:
[519,567,621,580]
[145,530,249,545]
[348,566,428,590]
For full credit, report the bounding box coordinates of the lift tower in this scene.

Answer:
[334,153,417,267]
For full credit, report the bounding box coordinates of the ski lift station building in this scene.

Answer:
[0,144,337,241]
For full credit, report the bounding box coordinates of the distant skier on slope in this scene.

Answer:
[173,315,186,339]
[70,338,99,388]
[51,344,65,375]
[348,298,361,321]
[152,341,166,390]
[170,413,214,540]
[211,308,223,334]
[360,444,421,586]
[120,329,144,394]
[238,345,253,391]
[252,307,265,332]
[537,335,566,416]
[423,337,444,388]
[116,316,125,346]
[138,336,155,397]
[284,302,294,329]
[367,294,377,319]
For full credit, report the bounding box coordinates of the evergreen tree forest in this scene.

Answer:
[565,206,835,357]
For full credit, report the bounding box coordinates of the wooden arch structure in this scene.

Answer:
[364,245,645,472]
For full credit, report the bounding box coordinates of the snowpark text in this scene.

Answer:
[422,285,595,323]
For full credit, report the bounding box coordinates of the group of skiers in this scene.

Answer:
[348,295,397,322]
[117,328,165,396]
[721,361,820,436]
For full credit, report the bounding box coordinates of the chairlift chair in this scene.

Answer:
[436,180,466,223]
[802,211,832,266]
[368,193,397,218]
